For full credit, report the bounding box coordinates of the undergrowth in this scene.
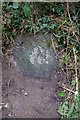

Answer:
[2,2,80,118]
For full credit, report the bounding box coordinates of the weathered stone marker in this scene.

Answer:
[13,33,59,78]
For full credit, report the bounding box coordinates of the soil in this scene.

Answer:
[1,33,67,118]
[2,54,67,118]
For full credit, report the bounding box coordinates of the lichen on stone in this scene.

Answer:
[30,46,50,66]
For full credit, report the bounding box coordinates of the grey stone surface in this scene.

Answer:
[13,33,59,78]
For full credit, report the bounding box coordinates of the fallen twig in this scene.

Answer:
[73,47,78,95]
[62,83,75,94]
[67,2,73,25]
[51,34,59,59]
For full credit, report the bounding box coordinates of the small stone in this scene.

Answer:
[21,89,24,92]
[4,103,9,108]
[13,61,17,66]
[24,92,28,96]
[0,105,2,110]
[8,113,11,117]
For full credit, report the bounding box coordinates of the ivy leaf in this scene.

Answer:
[50,23,56,29]
[63,55,68,65]
[57,91,65,97]
[0,0,5,3]
[23,4,32,17]
[13,2,18,9]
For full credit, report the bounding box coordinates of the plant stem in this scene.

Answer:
[73,47,78,95]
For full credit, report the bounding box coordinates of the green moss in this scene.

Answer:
[47,40,52,47]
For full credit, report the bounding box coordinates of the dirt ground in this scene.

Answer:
[1,33,68,118]
[1,52,67,118]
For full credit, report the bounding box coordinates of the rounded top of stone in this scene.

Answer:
[13,33,60,78]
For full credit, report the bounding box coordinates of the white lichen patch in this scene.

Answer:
[30,46,51,66]
[30,47,38,64]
